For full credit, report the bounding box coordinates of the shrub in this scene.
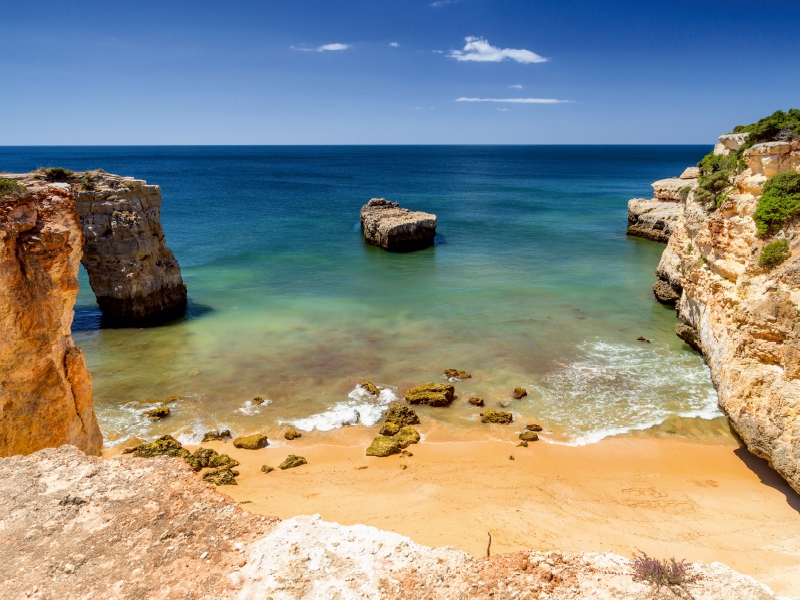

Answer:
[695,171,731,208]
[631,551,694,588]
[697,151,745,177]
[77,172,96,191]
[753,173,800,236]
[37,167,74,182]
[0,178,26,198]
[763,171,800,196]
[733,108,800,145]
[759,238,792,269]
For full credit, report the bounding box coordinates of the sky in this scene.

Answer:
[1,0,799,144]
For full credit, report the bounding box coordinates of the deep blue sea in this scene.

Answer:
[0,146,730,447]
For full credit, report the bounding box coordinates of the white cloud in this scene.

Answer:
[456,97,572,103]
[431,0,458,6]
[432,50,444,54]
[449,37,548,64]
[389,42,400,48]
[509,84,523,89]
[317,43,350,52]
[497,108,511,111]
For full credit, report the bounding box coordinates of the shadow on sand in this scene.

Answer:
[734,446,800,513]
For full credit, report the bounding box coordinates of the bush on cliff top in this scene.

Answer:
[0,178,26,198]
[753,172,800,236]
[759,238,792,269]
[36,167,74,182]
[733,108,800,145]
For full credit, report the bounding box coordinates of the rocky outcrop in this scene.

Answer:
[627,176,697,244]
[652,134,800,492]
[0,185,102,457]
[360,198,437,252]
[4,170,186,324]
[0,445,783,600]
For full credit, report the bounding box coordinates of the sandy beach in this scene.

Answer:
[179,433,800,596]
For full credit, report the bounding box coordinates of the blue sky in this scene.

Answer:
[2,0,799,144]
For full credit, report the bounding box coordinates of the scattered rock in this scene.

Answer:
[202,467,239,486]
[359,381,381,396]
[360,198,437,252]
[379,422,401,436]
[278,455,307,470]
[481,410,513,424]
[202,429,232,442]
[384,402,421,427]
[525,423,543,432]
[519,431,539,442]
[653,279,681,305]
[444,369,471,380]
[143,406,170,420]
[366,436,402,457]
[468,397,485,407]
[401,450,413,457]
[405,382,455,407]
[400,464,407,470]
[233,434,269,450]
[512,388,527,399]
[131,435,188,458]
[252,396,267,405]
[509,455,515,461]
[396,427,421,449]
[261,465,274,473]
[517,441,528,447]
[636,336,651,343]
[284,429,302,441]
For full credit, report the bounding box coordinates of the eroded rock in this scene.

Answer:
[405,382,455,406]
[627,198,683,243]
[360,198,437,252]
[284,429,302,441]
[512,387,527,399]
[443,369,471,380]
[278,454,308,470]
[481,410,513,424]
[366,436,402,457]
[396,427,421,449]
[384,402,421,427]
[233,434,269,450]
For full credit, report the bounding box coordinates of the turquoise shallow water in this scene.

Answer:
[0,146,726,446]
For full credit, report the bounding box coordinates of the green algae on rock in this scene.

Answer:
[366,436,402,457]
[233,434,269,450]
[525,423,543,432]
[379,422,401,436]
[143,406,170,420]
[517,441,528,447]
[131,434,186,458]
[519,431,539,442]
[404,382,455,407]
[512,388,527,399]
[202,467,239,486]
[443,369,471,380]
[283,429,302,441]
[480,410,513,424]
[395,427,420,449]
[278,455,307,470]
[468,397,484,407]
[383,402,420,427]
[261,465,274,473]
[359,381,381,396]
[202,429,231,442]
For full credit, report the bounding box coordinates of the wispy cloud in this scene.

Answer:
[456,97,572,103]
[432,0,459,6]
[509,84,523,89]
[449,37,548,64]
[389,42,400,48]
[432,50,444,54]
[497,108,511,111]
[292,43,351,52]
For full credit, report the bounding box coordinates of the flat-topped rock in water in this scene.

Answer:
[3,169,187,324]
[360,198,437,252]
[627,198,683,243]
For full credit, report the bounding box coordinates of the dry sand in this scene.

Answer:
[186,431,800,597]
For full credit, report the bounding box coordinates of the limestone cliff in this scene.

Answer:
[0,184,102,456]
[5,170,187,324]
[626,167,698,243]
[653,134,800,492]
[361,198,437,252]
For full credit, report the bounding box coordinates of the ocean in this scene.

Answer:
[0,146,730,447]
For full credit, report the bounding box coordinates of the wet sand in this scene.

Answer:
[188,433,800,597]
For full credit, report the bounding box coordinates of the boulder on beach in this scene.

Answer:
[396,427,421,449]
[468,397,485,407]
[359,381,381,396]
[284,429,302,441]
[366,436,402,457]
[131,434,187,458]
[360,198,437,252]
[481,410,513,424]
[443,369,471,380]
[512,388,527,399]
[261,465,274,473]
[233,434,269,450]
[202,429,232,442]
[278,455,307,470]
[405,382,455,407]
[143,406,170,420]
[525,423,543,432]
[384,402,420,427]
[379,421,401,436]
[519,431,539,442]
[202,467,239,486]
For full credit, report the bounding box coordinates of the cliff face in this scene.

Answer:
[0,185,102,456]
[5,170,187,324]
[654,136,800,492]
[626,168,698,243]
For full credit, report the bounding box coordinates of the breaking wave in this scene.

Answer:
[289,385,398,432]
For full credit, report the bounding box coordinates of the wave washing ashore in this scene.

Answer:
[1,146,728,450]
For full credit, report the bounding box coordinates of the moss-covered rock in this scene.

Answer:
[233,434,269,450]
[517,441,528,447]
[468,397,484,407]
[525,423,543,432]
[379,421,401,436]
[202,467,239,486]
[366,436,401,457]
[278,455,307,470]
[209,453,240,469]
[384,402,420,427]
[201,429,231,442]
[192,447,218,466]
[359,381,381,396]
[261,465,274,473]
[143,406,170,420]
[131,434,184,457]
[480,410,513,424]
[443,369,471,380]
[404,382,455,407]
[396,427,420,449]
[283,429,302,440]
[519,431,539,442]
[512,388,527,399]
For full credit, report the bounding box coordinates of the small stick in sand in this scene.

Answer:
[487,532,492,557]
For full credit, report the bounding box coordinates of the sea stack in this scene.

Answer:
[360,198,437,252]
[0,182,103,456]
[5,170,187,324]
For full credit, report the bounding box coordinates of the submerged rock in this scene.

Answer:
[519,431,539,442]
[443,369,471,380]
[278,455,307,470]
[366,436,402,457]
[143,406,170,420]
[512,388,527,399]
[202,467,239,486]
[396,427,421,449]
[360,198,437,252]
[379,422,401,436]
[384,402,420,427]
[525,423,543,432]
[233,434,269,450]
[283,429,302,441]
[468,397,485,407]
[252,396,267,405]
[405,382,455,407]
[359,381,381,396]
[481,410,513,424]
[202,429,232,442]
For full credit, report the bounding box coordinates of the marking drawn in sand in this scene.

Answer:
[620,487,694,510]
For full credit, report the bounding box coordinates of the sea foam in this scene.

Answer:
[290,385,398,432]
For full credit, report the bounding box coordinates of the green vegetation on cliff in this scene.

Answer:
[753,172,800,236]
[733,109,800,145]
[0,178,26,198]
[759,239,792,269]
